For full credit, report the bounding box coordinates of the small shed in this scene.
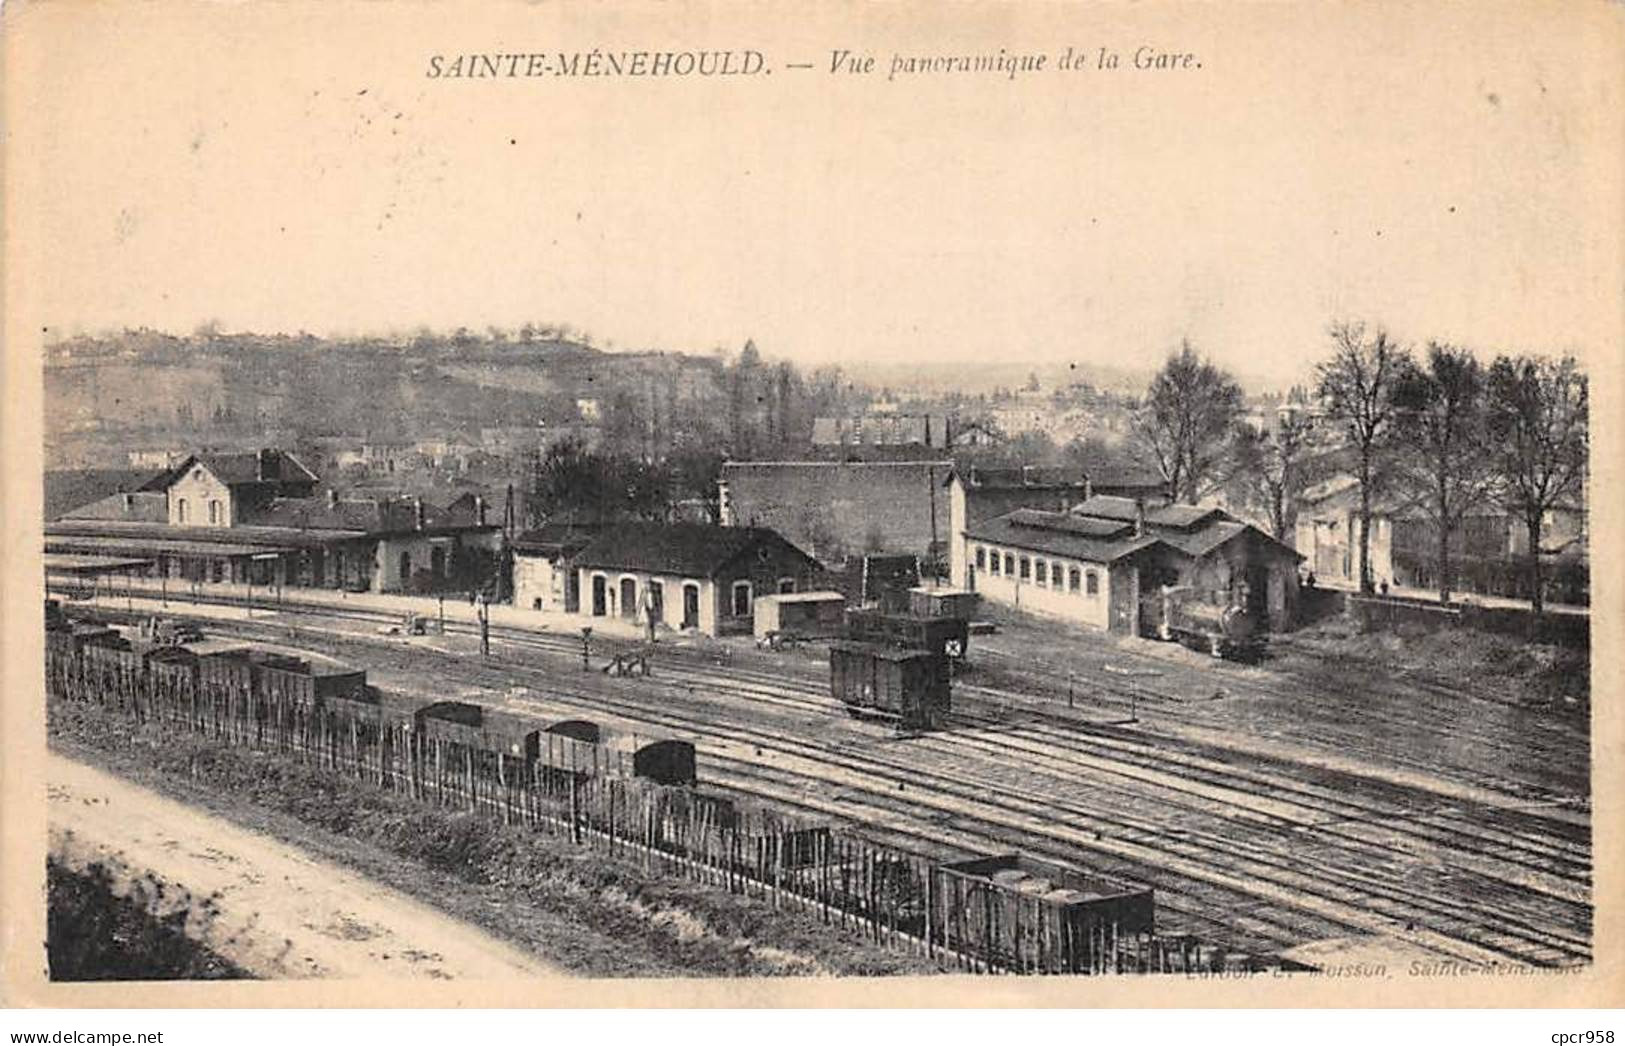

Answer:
[753,590,847,640]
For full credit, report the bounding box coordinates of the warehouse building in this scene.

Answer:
[962,494,1302,635]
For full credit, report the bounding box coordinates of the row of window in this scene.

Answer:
[175,498,225,525]
[974,545,1100,596]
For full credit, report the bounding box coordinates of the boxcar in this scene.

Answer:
[538,720,604,783]
[828,639,950,730]
[930,853,1155,973]
[846,608,970,662]
[601,733,697,787]
[253,652,369,709]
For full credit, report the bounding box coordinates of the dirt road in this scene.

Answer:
[47,754,563,980]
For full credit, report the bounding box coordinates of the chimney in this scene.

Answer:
[326,488,339,509]
[257,448,273,480]
[474,495,486,526]
[414,496,425,530]
[1083,475,1093,501]
[1134,497,1146,537]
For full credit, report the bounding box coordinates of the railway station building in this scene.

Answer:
[570,522,823,636]
[960,495,1303,636]
[45,448,503,595]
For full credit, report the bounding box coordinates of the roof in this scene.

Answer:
[761,590,847,604]
[45,532,303,558]
[512,522,601,556]
[43,468,162,521]
[46,519,362,550]
[949,466,1090,490]
[146,449,319,491]
[246,492,493,535]
[966,511,1162,564]
[971,502,1302,564]
[1008,508,1132,539]
[58,490,169,523]
[572,523,818,579]
[43,553,156,575]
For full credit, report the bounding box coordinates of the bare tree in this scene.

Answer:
[1315,321,1410,593]
[1390,343,1493,603]
[1486,354,1588,615]
[1227,412,1319,541]
[1135,340,1243,504]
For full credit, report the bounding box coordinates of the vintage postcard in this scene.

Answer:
[1,0,1621,1010]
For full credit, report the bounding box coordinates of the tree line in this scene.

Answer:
[1135,323,1589,614]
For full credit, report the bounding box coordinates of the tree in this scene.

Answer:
[529,437,604,521]
[1390,342,1492,603]
[1226,412,1318,541]
[1486,354,1588,615]
[1316,321,1409,593]
[1135,340,1243,504]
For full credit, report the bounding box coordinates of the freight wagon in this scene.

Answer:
[930,853,1155,973]
[829,639,950,731]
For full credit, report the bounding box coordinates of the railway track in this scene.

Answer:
[66,590,1593,967]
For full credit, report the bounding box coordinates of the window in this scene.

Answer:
[207,500,218,525]
[177,498,188,523]
[1035,561,1048,586]
[1019,557,1031,580]
[778,577,796,594]
[974,546,986,571]
[731,581,753,616]
[1004,553,1015,575]
[1068,567,1081,593]
[1085,570,1099,596]
[989,549,1000,575]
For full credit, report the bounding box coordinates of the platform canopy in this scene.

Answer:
[43,553,155,576]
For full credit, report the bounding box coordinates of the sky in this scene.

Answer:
[9,2,1623,392]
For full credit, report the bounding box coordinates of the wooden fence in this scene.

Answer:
[45,644,1260,976]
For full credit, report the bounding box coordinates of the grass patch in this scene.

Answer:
[1279,619,1589,712]
[47,859,252,982]
[48,700,941,978]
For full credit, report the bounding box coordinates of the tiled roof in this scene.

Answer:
[573,523,816,578]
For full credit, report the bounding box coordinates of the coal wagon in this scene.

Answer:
[930,852,1155,973]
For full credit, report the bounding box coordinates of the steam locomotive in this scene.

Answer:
[1150,585,1264,662]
